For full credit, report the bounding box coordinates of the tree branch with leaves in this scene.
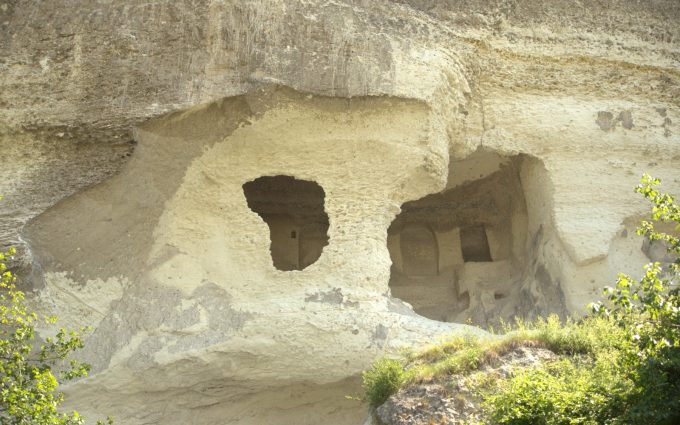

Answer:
[0,247,112,425]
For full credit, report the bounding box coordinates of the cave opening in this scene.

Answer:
[387,151,532,324]
[243,175,329,271]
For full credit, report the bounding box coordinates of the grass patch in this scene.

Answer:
[362,315,630,407]
[362,358,408,406]
[363,314,679,424]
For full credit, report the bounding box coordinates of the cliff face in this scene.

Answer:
[1,1,679,423]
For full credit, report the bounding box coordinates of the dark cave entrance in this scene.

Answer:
[387,151,531,323]
[243,175,329,271]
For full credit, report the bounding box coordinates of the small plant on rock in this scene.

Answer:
[362,358,408,406]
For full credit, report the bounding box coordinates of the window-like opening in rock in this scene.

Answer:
[460,225,492,262]
[243,176,329,271]
[387,151,532,324]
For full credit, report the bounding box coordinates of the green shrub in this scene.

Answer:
[0,246,113,424]
[487,175,680,425]
[486,351,633,425]
[362,358,407,406]
[590,174,679,424]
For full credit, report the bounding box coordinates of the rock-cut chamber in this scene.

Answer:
[387,151,533,324]
[243,175,329,271]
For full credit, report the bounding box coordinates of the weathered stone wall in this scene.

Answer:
[1,1,680,423]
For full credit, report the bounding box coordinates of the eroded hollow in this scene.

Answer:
[387,151,533,324]
[243,175,329,271]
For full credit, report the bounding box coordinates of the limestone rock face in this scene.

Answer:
[1,1,680,423]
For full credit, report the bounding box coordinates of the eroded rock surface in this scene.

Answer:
[1,0,680,423]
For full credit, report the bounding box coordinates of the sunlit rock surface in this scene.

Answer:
[1,1,679,423]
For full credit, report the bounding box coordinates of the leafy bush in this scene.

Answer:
[487,174,680,425]
[487,355,632,425]
[362,358,407,406]
[0,247,112,424]
[591,174,679,424]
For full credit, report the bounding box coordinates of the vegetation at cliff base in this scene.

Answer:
[362,174,680,424]
[0,246,112,424]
